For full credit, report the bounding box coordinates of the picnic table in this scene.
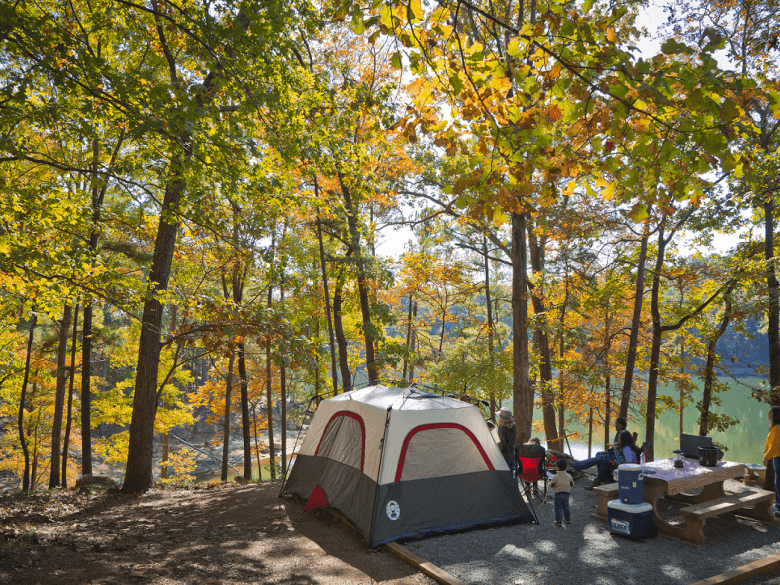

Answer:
[591,458,776,544]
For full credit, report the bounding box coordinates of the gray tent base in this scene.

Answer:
[283,456,534,548]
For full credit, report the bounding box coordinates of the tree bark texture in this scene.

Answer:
[221,352,235,482]
[339,176,378,384]
[765,200,780,405]
[315,192,339,395]
[699,289,733,435]
[484,236,497,414]
[333,267,352,390]
[528,219,558,443]
[62,304,79,488]
[18,314,37,492]
[620,229,648,420]
[238,343,252,479]
[49,305,72,488]
[645,222,669,462]
[122,160,187,493]
[511,210,532,445]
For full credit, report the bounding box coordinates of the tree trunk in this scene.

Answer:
[766,200,780,405]
[484,236,497,414]
[315,187,339,395]
[49,305,72,488]
[333,266,352,390]
[221,351,235,482]
[645,222,668,462]
[122,154,188,493]
[18,314,37,492]
[603,302,613,451]
[161,304,178,481]
[402,292,414,382]
[620,228,649,419]
[81,301,94,476]
[279,275,287,478]
[266,342,276,480]
[238,343,252,479]
[511,210,532,446]
[409,301,418,380]
[528,218,557,443]
[700,286,734,435]
[62,304,79,488]
[339,176,378,384]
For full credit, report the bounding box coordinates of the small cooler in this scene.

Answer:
[607,499,657,540]
[617,463,644,504]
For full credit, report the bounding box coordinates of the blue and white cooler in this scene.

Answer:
[617,463,644,504]
[607,499,656,540]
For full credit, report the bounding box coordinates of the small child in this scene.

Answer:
[549,459,574,527]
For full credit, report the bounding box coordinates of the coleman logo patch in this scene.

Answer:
[386,501,400,521]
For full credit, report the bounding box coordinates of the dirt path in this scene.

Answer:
[0,482,435,585]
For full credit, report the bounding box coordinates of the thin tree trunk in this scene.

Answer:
[512,210,532,446]
[266,343,275,480]
[279,274,287,477]
[402,292,414,382]
[315,185,339,395]
[528,218,557,443]
[19,314,37,492]
[221,352,235,482]
[409,301,418,380]
[238,343,252,479]
[766,199,780,405]
[50,305,72,488]
[333,266,352,390]
[252,401,262,480]
[646,222,668,462]
[81,300,94,476]
[30,379,40,490]
[266,228,277,480]
[62,304,79,488]
[700,286,735,435]
[161,305,178,481]
[339,176,378,384]
[484,236,497,414]
[620,228,649,420]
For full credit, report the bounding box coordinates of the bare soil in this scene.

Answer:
[0,481,436,585]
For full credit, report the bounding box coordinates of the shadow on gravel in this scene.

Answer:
[0,481,430,585]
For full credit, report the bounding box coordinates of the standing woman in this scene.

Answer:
[764,405,780,517]
[496,407,517,473]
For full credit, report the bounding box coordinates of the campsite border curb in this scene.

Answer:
[689,553,780,585]
[384,542,467,585]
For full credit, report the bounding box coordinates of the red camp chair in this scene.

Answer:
[516,456,549,505]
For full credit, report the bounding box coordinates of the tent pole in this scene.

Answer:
[278,396,317,497]
[367,405,392,548]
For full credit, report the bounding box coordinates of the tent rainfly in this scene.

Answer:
[281,385,534,547]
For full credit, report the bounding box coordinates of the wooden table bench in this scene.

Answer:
[590,482,619,522]
[679,487,775,543]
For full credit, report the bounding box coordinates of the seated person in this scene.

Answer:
[516,437,546,492]
[570,417,633,487]
[517,437,546,475]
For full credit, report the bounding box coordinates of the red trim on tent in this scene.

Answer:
[314,411,366,472]
[395,423,495,482]
[304,485,329,510]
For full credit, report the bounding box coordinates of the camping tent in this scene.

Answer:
[281,384,534,547]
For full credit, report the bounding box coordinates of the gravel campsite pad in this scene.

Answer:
[410,479,780,585]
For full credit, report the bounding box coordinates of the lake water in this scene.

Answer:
[529,377,772,465]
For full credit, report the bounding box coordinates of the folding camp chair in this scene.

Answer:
[516,456,549,505]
